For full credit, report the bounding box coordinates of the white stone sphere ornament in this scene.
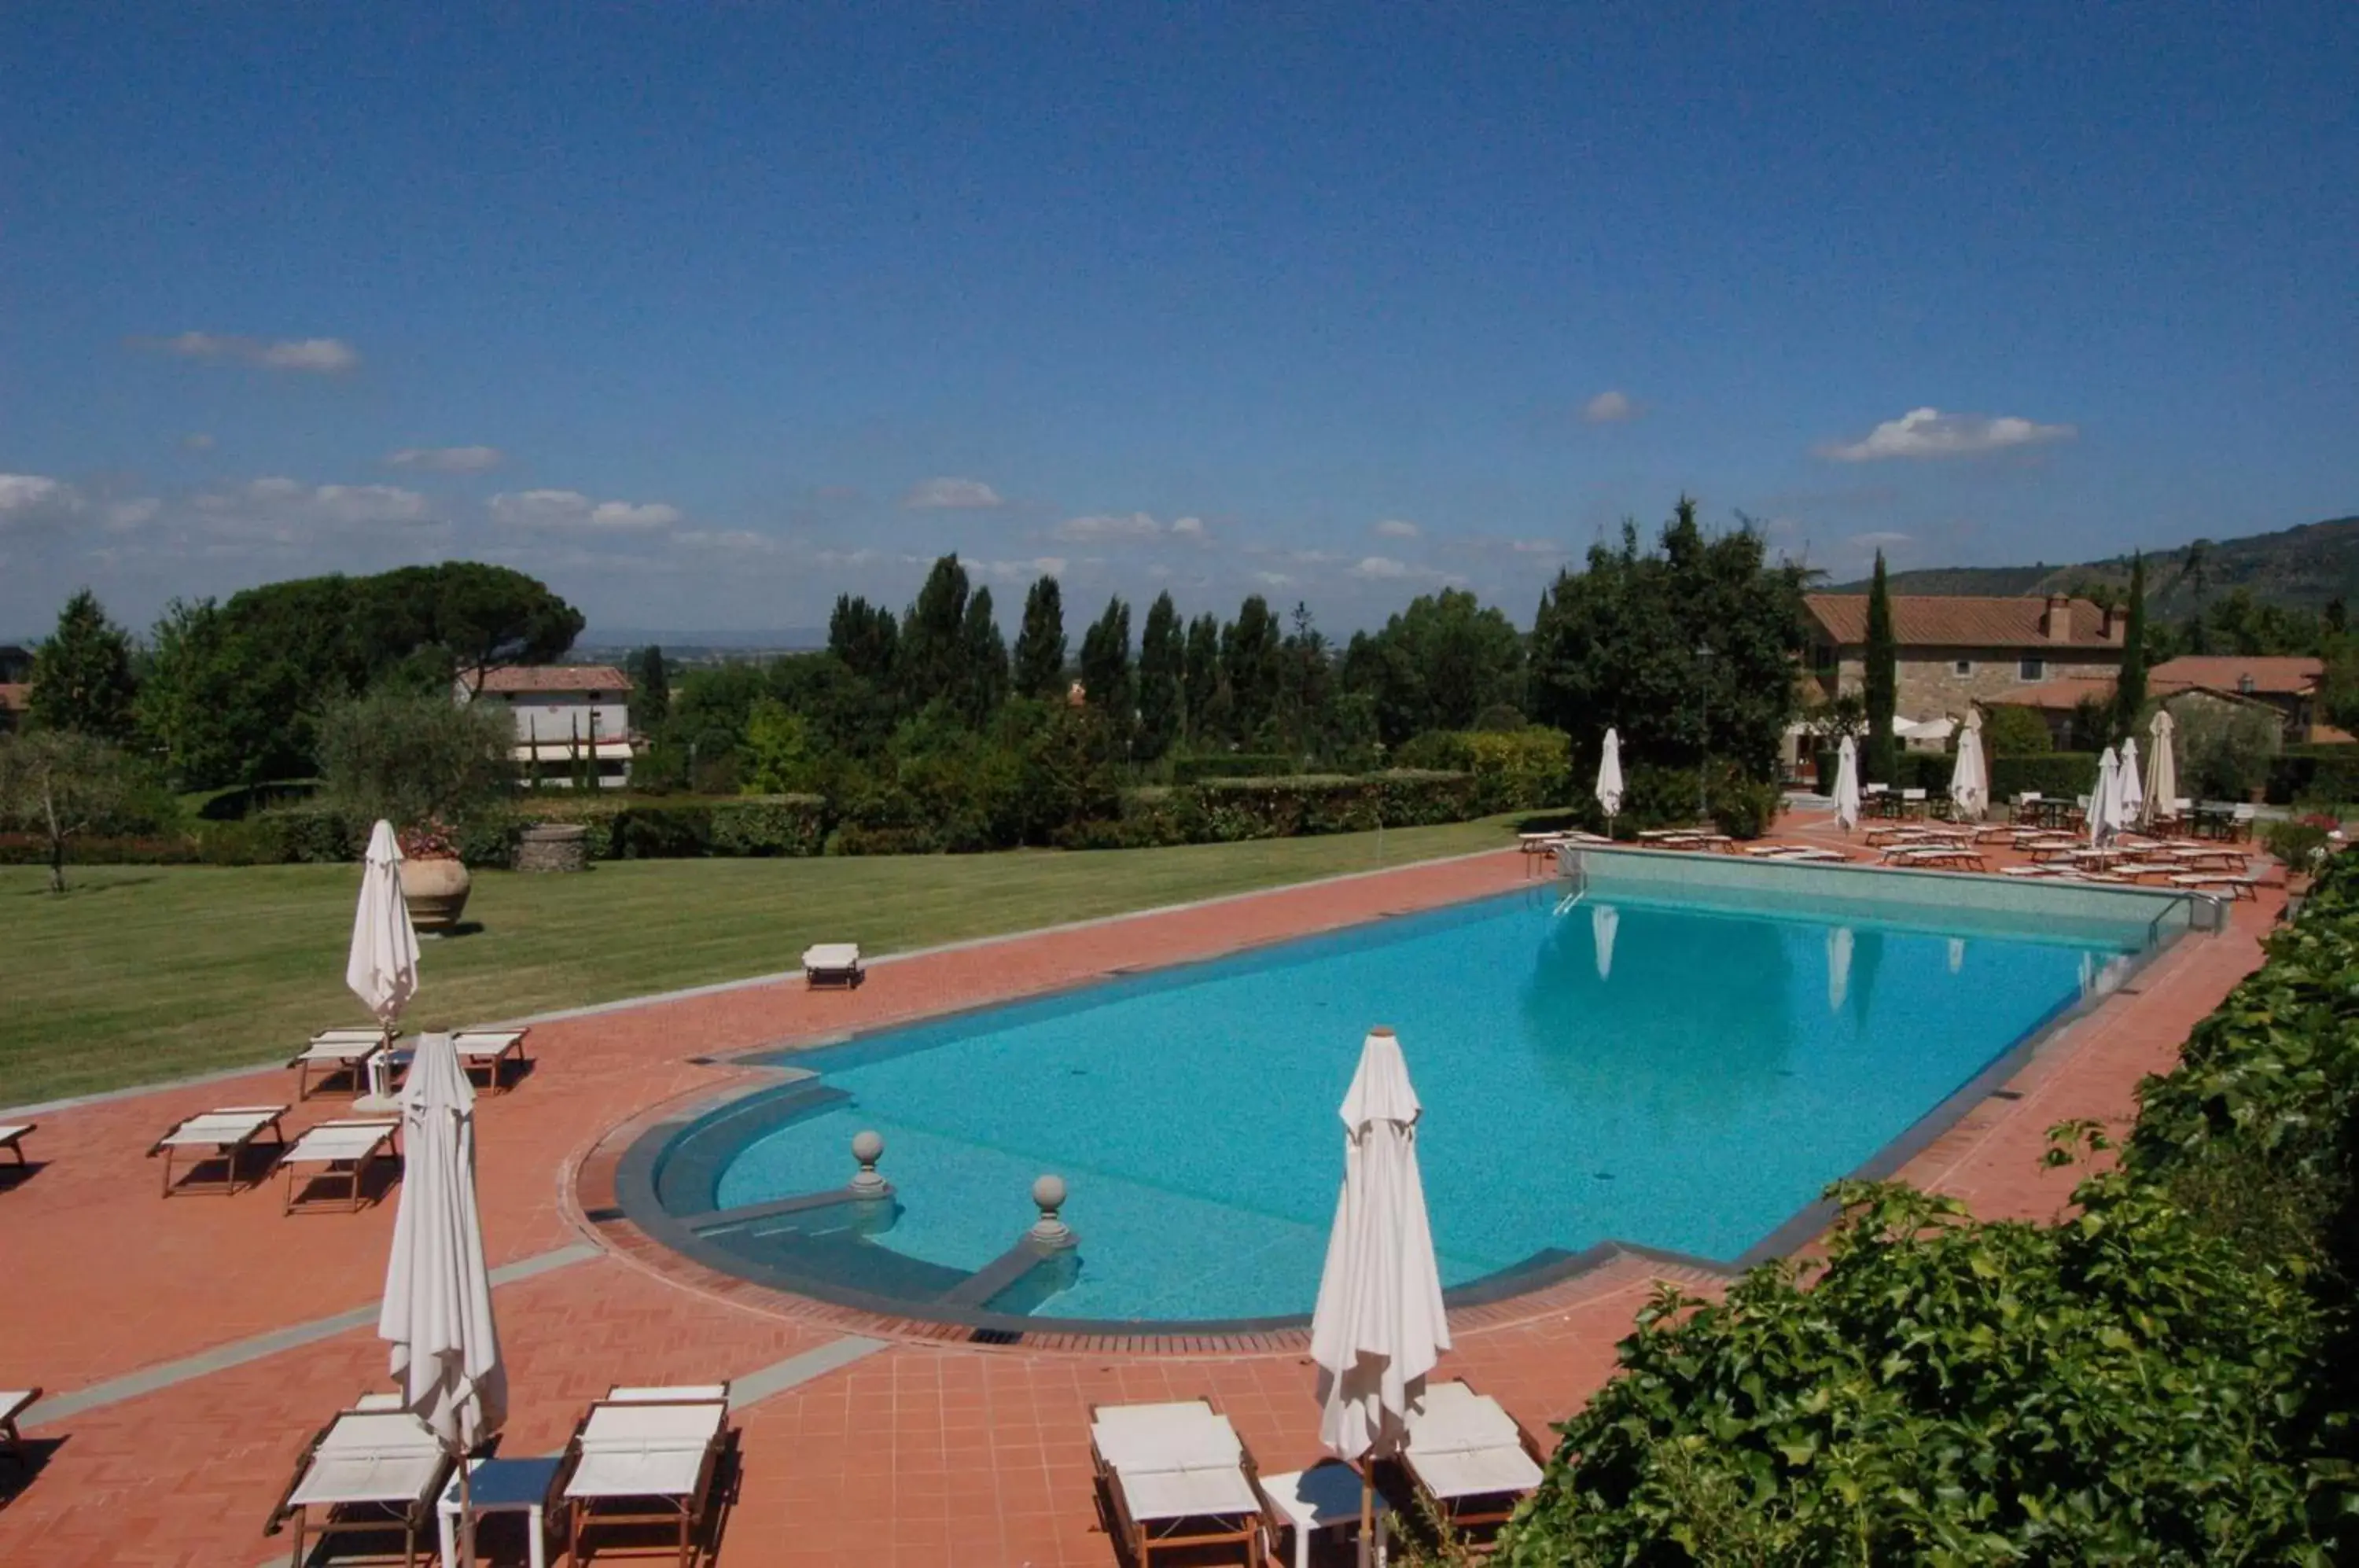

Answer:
[849,1129,887,1195]
[1029,1173,1076,1249]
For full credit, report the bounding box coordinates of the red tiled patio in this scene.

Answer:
[0,830,2286,1567]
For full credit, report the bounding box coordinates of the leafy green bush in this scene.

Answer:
[2266,744,2359,808]
[1989,751,2100,801]
[1169,752,1297,784]
[709,795,826,856]
[1394,727,1570,812]
[1707,765,1781,840]
[1980,703,2054,756]
[255,803,362,863]
[2263,819,2332,875]
[0,833,202,866]
[2169,694,2281,802]
[1060,771,1481,849]
[316,689,514,829]
[1498,848,2359,1566]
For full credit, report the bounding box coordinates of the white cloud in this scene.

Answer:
[1581,390,1637,424]
[194,478,438,535]
[903,477,1005,510]
[1349,555,1416,580]
[1253,570,1294,588]
[138,332,361,374]
[973,556,1069,582]
[1053,511,1163,541]
[387,444,505,473]
[104,499,162,531]
[1169,515,1207,540]
[1374,518,1420,539]
[0,473,78,525]
[1817,407,2075,462]
[672,528,779,554]
[488,489,683,532]
[179,432,215,452]
[1848,531,1912,549]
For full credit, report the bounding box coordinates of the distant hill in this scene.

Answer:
[1828,514,2359,615]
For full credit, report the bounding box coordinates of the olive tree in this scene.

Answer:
[317,690,515,830]
[0,730,134,892]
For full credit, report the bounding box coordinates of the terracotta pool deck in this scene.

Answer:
[0,828,2286,1567]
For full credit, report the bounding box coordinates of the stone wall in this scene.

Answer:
[1824,650,2122,718]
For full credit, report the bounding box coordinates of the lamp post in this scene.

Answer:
[1695,643,1714,824]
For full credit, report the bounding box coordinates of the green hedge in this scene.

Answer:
[2266,743,2359,807]
[1500,853,2359,1564]
[1393,727,1570,812]
[1059,770,1481,849]
[234,795,828,867]
[1989,750,2100,801]
[1168,752,1297,785]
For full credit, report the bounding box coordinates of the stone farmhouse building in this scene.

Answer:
[456,664,635,789]
[1801,592,2127,727]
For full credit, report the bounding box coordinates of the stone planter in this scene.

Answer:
[515,823,590,874]
[399,857,473,933]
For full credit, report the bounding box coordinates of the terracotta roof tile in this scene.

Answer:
[476,664,633,694]
[1805,594,2120,650]
[2145,655,2321,695]
[0,682,29,712]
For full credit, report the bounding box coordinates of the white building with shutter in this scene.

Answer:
[458,664,635,789]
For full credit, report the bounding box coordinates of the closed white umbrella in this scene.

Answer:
[1595,728,1625,831]
[2144,709,2178,826]
[348,820,420,1032]
[1592,903,1618,982]
[381,1031,506,1544]
[1827,926,1853,1014]
[1311,1028,1450,1564]
[2089,747,2121,845]
[2119,737,2145,825]
[1949,711,1988,823]
[1831,734,1861,833]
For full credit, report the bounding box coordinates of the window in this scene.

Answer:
[1953,659,1973,676]
[2018,657,2045,681]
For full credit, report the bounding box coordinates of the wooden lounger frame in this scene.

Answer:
[561,1395,731,1568]
[1,1387,40,1467]
[148,1106,289,1198]
[1400,1386,1551,1556]
[0,1122,34,1168]
[262,1407,452,1568]
[282,1121,401,1215]
[1087,1396,1277,1568]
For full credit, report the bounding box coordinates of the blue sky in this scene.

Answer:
[3,4,2354,639]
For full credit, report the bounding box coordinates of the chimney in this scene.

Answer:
[2044,594,2074,642]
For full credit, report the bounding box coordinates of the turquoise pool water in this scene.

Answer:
[705,885,2147,1322]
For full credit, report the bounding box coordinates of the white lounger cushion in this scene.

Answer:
[0,1124,31,1144]
[160,1107,285,1147]
[289,1411,447,1508]
[1406,1384,1544,1499]
[1411,1444,1545,1500]
[565,1397,726,1500]
[802,944,861,971]
[0,1389,35,1422]
[609,1383,729,1404]
[1121,1463,1261,1522]
[284,1121,398,1165]
[311,1028,386,1046]
[452,1030,525,1058]
[1091,1404,1256,1523]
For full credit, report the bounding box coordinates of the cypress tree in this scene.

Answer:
[1862,551,1898,783]
[1222,595,1283,743]
[2113,552,2147,742]
[898,555,971,706]
[28,588,138,741]
[1183,612,1224,743]
[958,586,1009,723]
[627,646,670,733]
[1012,576,1067,700]
[826,594,899,686]
[1135,592,1184,761]
[1077,596,1134,729]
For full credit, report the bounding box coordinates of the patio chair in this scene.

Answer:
[561,1385,732,1568]
[1400,1382,1547,1549]
[291,1029,389,1100]
[0,1121,33,1168]
[148,1104,290,1197]
[1089,1397,1275,1566]
[451,1029,531,1091]
[281,1119,401,1214]
[800,943,863,990]
[264,1404,455,1568]
[1,1387,39,1466]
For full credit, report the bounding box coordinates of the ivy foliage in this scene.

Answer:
[1502,857,2359,1566]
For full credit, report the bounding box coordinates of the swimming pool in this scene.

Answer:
[633,868,2172,1327]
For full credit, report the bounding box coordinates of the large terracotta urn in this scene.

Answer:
[399,856,473,934]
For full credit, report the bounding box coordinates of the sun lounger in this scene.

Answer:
[1,1387,39,1466]
[561,1386,732,1568]
[291,1029,389,1100]
[282,1119,400,1214]
[148,1104,289,1197]
[266,1405,455,1568]
[0,1122,33,1168]
[2174,872,2262,900]
[800,943,863,990]
[451,1029,531,1091]
[1089,1397,1272,1567]
[1401,1382,1547,1547]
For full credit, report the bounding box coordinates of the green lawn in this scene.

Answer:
[0,818,1519,1106]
